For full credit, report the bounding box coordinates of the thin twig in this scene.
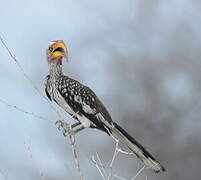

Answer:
[0,37,84,180]
[108,140,119,180]
[105,126,133,155]
[130,166,145,180]
[91,155,107,180]
[116,147,133,155]
[0,98,54,123]
[92,126,145,180]
[112,174,128,180]
[90,156,108,169]
[91,136,133,180]
[96,152,107,178]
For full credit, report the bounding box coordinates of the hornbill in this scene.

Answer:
[45,40,165,173]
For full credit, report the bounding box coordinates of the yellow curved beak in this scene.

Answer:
[50,51,66,59]
[50,40,68,61]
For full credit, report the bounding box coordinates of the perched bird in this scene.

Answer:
[45,40,165,173]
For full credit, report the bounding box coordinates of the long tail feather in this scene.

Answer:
[111,122,165,173]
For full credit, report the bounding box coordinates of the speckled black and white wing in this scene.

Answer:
[55,75,113,133]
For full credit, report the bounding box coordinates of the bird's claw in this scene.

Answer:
[55,120,64,131]
[62,127,75,137]
[55,120,75,137]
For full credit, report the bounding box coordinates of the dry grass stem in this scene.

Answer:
[24,139,46,180]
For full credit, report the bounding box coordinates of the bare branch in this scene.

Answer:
[91,127,146,180]
[91,138,133,180]
[0,36,84,180]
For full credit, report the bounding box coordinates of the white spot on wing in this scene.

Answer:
[74,95,96,114]
[82,102,96,114]
[74,95,81,102]
[62,89,67,93]
[54,91,74,115]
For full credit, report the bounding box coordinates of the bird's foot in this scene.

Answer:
[55,120,75,137]
[55,120,64,131]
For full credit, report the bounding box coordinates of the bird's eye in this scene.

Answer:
[49,47,53,52]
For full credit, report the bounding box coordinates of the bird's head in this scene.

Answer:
[47,40,68,65]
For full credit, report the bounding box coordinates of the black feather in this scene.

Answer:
[113,122,166,172]
[45,87,52,101]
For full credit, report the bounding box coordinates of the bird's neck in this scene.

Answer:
[49,62,63,77]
